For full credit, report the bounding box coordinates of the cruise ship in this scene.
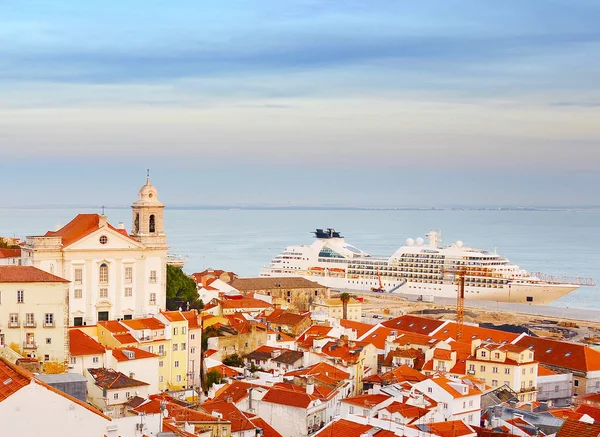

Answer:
[260,229,594,305]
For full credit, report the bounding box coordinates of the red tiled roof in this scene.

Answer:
[316,419,396,437]
[297,325,333,342]
[121,317,165,331]
[181,310,201,329]
[261,387,319,408]
[249,417,283,437]
[201,401,255,432]
[221,297,272,310]
[341,393,390,407]
[88,368,149,390]
[285,362,350,386]
[69,329,106,356]
[429,376,481,398]
[434,349,454,360]
[265,309,309,326]
[549,409,588,421]
[0,248,21,258]
[207,364,241,379]
[112,347,157,362]
[578,392,600,404]
[422,420,476,437]
[44,213,136,247]
[161,311,187,322]
[556,420,600,437]
[132,399,163,415]
[394,332,440,347]
[0,266,69,283]
[515,336,600,373]
[0,357,109,420]
[113,333,139,345]
[575,404,600,423]
[98,320,128,333]
[340,320,374,338]
[206,381,266,404]
[321,340,370,364]
[360,326,394,350]
[382,401,429,423]
[381,364,427,383]
[538,365,558,376]
[434,321,519,345]
[382,315,446,334]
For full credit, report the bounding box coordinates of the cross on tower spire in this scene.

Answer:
[146,168,150,184]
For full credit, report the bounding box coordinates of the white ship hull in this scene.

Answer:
[259,268,577,304]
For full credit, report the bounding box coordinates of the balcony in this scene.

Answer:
[23,342,37,350]
[8,321,20,328]
[519,386,537,393]
[44,322,55,328]
[24,321,37,328]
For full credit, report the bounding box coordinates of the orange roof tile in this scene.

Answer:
[88,368,149,390]
[341,393,390,407]
[556,420,600,437]
[201,401,255,432]
[394,332,440,347]
[221,297,272,310]
[113,333,139,345]
[418,420,476,437]
[249,417,283,437]
[382,364,428,383]
[433,349,454,360]
[285,362,350,386]
[207,381,267,404]
[161,311,187,322]
[515,336,600,373]
[435,322,519,345]
[297,325,333,341]
[261,387,319,408]
[316,419,396,437]
[98,320,129,333]
[538,365,558,376]
[429,376,481,398]
[121,317,165,331]
[361,326,394,350]
[339,319,374,338]
[0,248,21,258]
[382,401,430,423]
[575,404,600,423]
[265,309,308,326]
[0,266,69,283]
[69,329,106,356]
[44,213,135,247]
[132,398,163,415]
[181,310,201,329]
[112,347,157,362]
[207,364,242,379]
[382,315,446,334]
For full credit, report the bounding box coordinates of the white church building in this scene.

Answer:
[21,175,168,325]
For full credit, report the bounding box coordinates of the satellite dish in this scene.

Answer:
[416,237,424,246]
[456,241,464,248]
[406,238,415,246]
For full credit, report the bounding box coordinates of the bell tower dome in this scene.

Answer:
[131,171,167,249]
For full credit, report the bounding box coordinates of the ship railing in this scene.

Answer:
[530,272,595,286]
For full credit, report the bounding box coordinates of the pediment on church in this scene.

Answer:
[65,226,146,252]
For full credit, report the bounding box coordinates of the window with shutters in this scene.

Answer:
[99,263,108,284]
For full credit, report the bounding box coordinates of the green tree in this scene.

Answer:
[222,354,244,368]
[166,264,203,311]
[205,369,223,390]
[339,292,352,320]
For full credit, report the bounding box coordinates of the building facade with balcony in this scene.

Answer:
[465,341,538,403]
[20,175,168,325]
[0,266,69,363]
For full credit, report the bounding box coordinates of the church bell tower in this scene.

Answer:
[131,171,167,249]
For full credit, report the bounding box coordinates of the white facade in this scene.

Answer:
[0,378,112,437]
[256,397,327,437]
[413,378,481,425]
[110,354,159,395]
[21,177,168,325]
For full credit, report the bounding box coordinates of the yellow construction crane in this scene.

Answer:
[443,266,498,341]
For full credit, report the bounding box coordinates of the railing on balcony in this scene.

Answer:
[24,321,37,328]
[519,386,537,393]
[44,322,55,328]
[23,342,37,349]
[8,321,20,328]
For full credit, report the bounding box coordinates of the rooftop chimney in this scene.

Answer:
[118,222,125,229]
[99,215,107,228]
[306,377,315,395]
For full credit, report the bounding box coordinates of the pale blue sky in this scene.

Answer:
[1,1,600,207]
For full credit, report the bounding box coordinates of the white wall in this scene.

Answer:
[0,380,111,437]
[110,356,159,395]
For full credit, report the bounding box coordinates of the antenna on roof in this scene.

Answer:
[101,205,106,215]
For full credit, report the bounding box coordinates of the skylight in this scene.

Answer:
[546,349,552,353]
[443,329,449,334]
[565,352,571,357]
[471,335,477,339]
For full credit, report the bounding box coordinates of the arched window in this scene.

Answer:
[149,214,156,233]
[99,263,108,284]
[134,213,140,233]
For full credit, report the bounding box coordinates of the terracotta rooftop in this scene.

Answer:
[285,362,350,386]
[69,329,106,356]
[556,420,600,437]
[221,297,273,310]
[111,347,157,362]
[434,321,520,345]
[0,357,109,420]
[316,419,396,437]
[0,266,69,283]
[515,335,600,372]
[181,310,201,329]
[201,401,255,432]
[88,368,149,390]
[248,416,283,437]
[113,333,139,345]
[160,311,187,322]
[265,309,309,326]
[44,213,135,247]
[321,340,369,364]
[380,364,427,383]
[538,365,558,376]
[98,320,129,333]
[382,315,446,334]
[207,380,266,404]
[230,277,325,290]
[0,248,21,258]
[360,326,395,350]
[340,319,375,338]
[382,401,430,423]
[428,376,481,398]
[121,317,165,331]
[261,387,319,408]
[341,393,390,407]
[416,420,476,437]
[575,404,600,423]
[271,350,304,365]
[297,325,333,342]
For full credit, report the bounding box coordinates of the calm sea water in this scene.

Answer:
[1,208,599,310]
